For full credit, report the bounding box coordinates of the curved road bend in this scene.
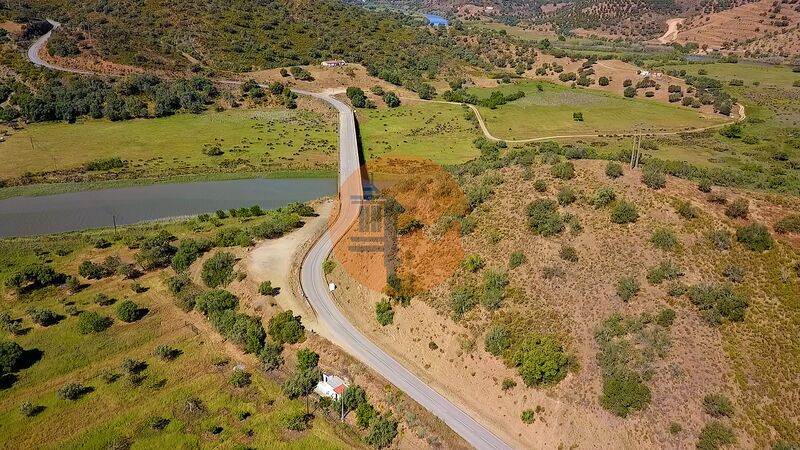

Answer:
[27,27,513,450]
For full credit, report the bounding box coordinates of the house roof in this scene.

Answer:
[334,384,347,395]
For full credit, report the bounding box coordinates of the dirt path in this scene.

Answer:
[658,18,685,44]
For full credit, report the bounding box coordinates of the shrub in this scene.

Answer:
[719,123,742,138]
[599,76,609,86]
[229,369,252,388]
[509,251,526,269]
[267,310,304,344]
[462,254,484,272]
[708,193,727,204]
[526,199,564,236]
[688,284,749,324]
[557,187,576,206]
[542,265,564,279]
[154,345,180,361]
[775,214,800,234]
[77,312,113,334]
[676,201,697,219]
[195,289,238,315]
[28,308,59,326]
[258,280,274,296]
[592,186,616,208]
[356,402,377,428]
[481,271,508,310]
[0,341,23,375]
[656,308,676,327]
[512,334,570,387]
[551,161,575,180]
[501,378,517,390]
[703,394,734,418]
[533,179,547,192]
[375,299,394,326]
[201,252,236,288]
[116,300,142,323]
[20,401,42,417]
[57,383,90,401]
[647,261,682,285]
[323,259,336,275]
[521,409,536,424]
[605,162,623,178]
[669,422,682,434]
[736,224,773,251]
[724,198,749,219]
[698,179,712,192]
[641,168,666,189]
[559,245,578,262]
[722,265,745,283]
[697,421,736,450]
[171,239,213,272]
[709,230,732,250]
[600,371,651,417]
[616,277,640,302]
[610,200,638,224]
[623,86,636,98]
[650,228,678,251]
[259,342,284,371]
[484,324,512,356]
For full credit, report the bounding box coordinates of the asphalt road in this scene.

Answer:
[26,27,512,449]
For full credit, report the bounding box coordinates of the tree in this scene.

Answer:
[136,231,176,270]
[28,308,59,326]
[356,401,377,428]
[365,415,398,448]
[0,341,23,376]
[259,342,284,371]
[512,335,570,386]
[116,300,141,323]
[375,300,394,326]
[154,345,180,361]
[195,289,238,315]
[296,349,319,371]
[623,86,636,98]
[341,385,367,413]
[77,312,113,334]
[57,383,90,400]
[417,83,436,100]
[282,367,321,399]
[600,371,651,417]
[171,239,213,272]
[258,280,274,296]
[598,76,609,86]
[201,252,236,288]
[383,91,400,107]
[267,310,304,344]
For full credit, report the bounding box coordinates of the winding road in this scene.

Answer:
[27,24,513,449]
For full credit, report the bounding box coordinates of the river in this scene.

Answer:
[0,178,337,237]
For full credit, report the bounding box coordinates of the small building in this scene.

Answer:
[639,70,651,78]
[321,60,346,68]
[315,373,348,400]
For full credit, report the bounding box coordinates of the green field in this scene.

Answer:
[358,102,481,166]
[466,81,727,140]
[658,61,800,88]
[0,108,338,181]
[466,21,557,41]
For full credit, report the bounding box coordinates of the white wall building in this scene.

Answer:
[315,373,348,400]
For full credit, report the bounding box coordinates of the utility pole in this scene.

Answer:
[112,215,117,237]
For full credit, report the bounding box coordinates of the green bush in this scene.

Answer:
[669,422,682,434]
[697,421,736,450]
[775,214,800,234]
[557,187,576,206]
[616,277,640,302]
[259,342,284,371]
[551,161,575,180]
[229,370,252,388]
[365,415,398,449]
[709,230,732,250]
[641,168,666,189]
[647,261,682,285]
[484,324,512,356]
[356,402,377,429]
[116,300,142,323]
[533,179,547,192]
[509,251,527,269]
[526,199,564,236]
[521,409,535,424]
[688,284,748,325]
[698,179,712,192]
[736,223,773,251]
[57,383,90,401]
[171,239,213,272]
[656,308,676,327]
[195,289,238,315]
[267,310,304,344]
[258,280,274,296]
[201,252,236,288]
[323,259,336,275]
[481,271,508,310]
[600,371,651,417]
[605,162,623,178]
[512,334,570,387]
[559,245,578,262]
[592,186,616,208]
[610,200,638,224]
[724,198,749,219]
[375,300,394,326]
[77,312,113,334]
[0,341,23,376]
[501,378,517,390]
[676,201,698,219]
[462,254,484,272]
[703,394,734,418]
[650,228,678,251]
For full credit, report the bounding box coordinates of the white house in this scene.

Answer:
[321,60,346,68]
[315,373,348,400]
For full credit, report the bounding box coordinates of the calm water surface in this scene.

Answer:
[0,178,337,237]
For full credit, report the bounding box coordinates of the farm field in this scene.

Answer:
[0,108,338,182]
[466,82,727,140]
[465,21,558,41]
[357,102,481,167]
[656,61,800,88]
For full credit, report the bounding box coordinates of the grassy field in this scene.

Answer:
[657,61,800,88]
[466,81,727,140]
[465,21,557,41]
[0,108,338,181]
[0,219,357,449]
[357,101,481,166]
